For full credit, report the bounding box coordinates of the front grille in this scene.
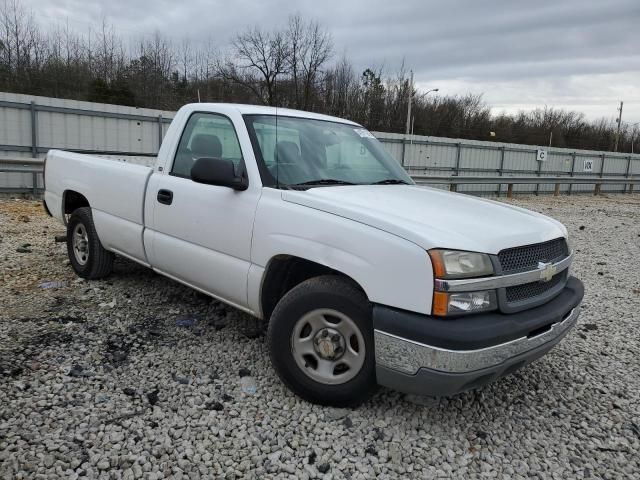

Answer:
[497,238,570,312]
[498,238,568,274]
[505,271,566,303]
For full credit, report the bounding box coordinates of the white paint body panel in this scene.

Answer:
[251,189,434,314]
[146,175,260,307]
[44,102,570,319]
[142,104,264,312]
[45,150,153,225]
[281,185,567,254]
[44,150,153,265]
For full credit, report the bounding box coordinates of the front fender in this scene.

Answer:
[251,190,434,315]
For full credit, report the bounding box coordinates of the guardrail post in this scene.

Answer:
[157,114,163,152]
[507,184,513,198]
[30,101,39,195]
[554,183,560,196]
[497,147,505,196]
[623,155,631,193]
[30,101,38,158]
[400,137,407,167]
[595,153,605,195]
[453,143,462,192]
[535,150,542,195]
[568,152,576,195]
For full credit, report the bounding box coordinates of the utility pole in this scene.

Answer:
[405,70,413,135]
[614,101,623,152]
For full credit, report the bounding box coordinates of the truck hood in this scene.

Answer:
[281,185,567,254]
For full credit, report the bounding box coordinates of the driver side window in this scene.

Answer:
[171,113,243,178]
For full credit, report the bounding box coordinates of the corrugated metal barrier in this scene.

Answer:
[1,92,638,196]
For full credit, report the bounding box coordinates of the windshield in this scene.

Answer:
[244,115,414,188]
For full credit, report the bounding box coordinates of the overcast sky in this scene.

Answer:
[27,0,640,123]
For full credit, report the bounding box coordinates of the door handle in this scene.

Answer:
[157,189,173,205]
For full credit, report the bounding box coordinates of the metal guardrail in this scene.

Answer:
[0,99,172,158]
[1,96,639,197]
[412,175,638,196]
[383,137,639,196]
[0,100,173,124]
[1,156,637,197]
[0,158,43,195]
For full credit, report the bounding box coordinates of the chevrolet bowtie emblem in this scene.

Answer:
[538,261,556,282]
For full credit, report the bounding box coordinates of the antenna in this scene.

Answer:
[274,76,279,188]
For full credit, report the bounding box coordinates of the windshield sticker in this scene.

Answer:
[354,128,376,139]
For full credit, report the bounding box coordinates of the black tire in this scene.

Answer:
[267,275,377,407]
[66,207,114,279]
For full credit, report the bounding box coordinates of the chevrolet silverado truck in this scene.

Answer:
[43,103,584,406]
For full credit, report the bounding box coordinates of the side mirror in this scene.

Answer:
[190,157,248,191]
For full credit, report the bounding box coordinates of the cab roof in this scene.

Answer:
[182,103,362,127]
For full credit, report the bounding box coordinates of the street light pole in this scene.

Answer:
[405,71,414,135]
[405,71,438,135]
[422,88,440,99]
[411,88,439,140]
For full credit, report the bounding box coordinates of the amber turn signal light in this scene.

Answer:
[428,250,447,278]
[432,291,449,316]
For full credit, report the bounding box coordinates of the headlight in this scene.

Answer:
[428,249,494,279]
[429,249,496,316]
[433,290,497,316]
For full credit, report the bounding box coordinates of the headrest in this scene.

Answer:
[275,141,301,164]
[191,134,222,158]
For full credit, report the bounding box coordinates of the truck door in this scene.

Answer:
[145,111,260,310]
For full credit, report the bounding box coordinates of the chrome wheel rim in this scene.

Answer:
[290,308,366,385]
[72,223,89,266]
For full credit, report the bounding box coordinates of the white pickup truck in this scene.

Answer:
[43,103,584,406]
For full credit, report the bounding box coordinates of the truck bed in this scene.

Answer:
[44,150,155,264]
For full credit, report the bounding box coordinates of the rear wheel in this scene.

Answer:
[66,207,114,279]
[267,275,377,406]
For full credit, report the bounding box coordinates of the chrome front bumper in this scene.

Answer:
[374,299,582,397]
[375,306,580,376]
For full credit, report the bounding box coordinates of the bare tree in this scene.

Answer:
[218,25,289,105]
[0,5,636,153]
[179,37,192,82]
[0,0,41,90]
[324,55,356,118]
[286,14,333,110]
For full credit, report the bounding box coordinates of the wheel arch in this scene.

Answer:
[62,190,90,223]
[259,254,368,322]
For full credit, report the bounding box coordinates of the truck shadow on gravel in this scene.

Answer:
[3,255,587,425]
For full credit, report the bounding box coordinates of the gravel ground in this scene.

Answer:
[0,194,639,480]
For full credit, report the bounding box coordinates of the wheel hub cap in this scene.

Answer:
[313,328,345,360]
[290,308,366,385]
[72,223,89,265]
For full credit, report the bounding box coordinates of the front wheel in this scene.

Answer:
[66,207,114,279]
[267,275,377,407]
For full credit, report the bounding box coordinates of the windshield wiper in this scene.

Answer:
[371,179,410,185]
[291,179,356,186]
